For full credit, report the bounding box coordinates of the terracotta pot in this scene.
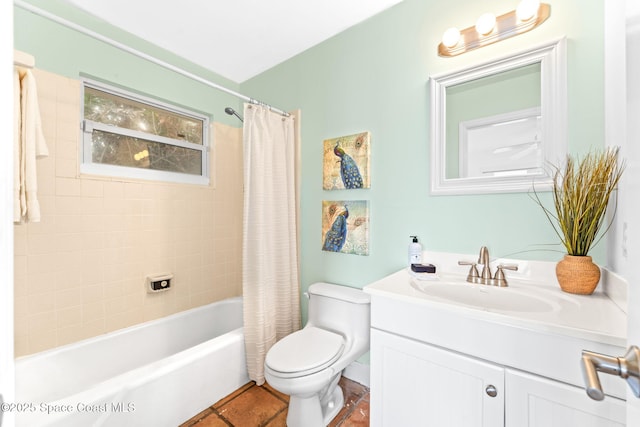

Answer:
[555,255,601,295]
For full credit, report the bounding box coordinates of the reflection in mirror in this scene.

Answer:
[459,107,542,178]
[430,38,566,195]
[447,64,541,178]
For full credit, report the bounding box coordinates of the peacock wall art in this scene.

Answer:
[323,132,371,190]
[321,200,370,256]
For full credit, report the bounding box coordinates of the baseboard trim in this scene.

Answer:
[343,361,370,388]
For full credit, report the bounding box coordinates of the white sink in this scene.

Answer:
[409,279,557,313]
[365,252,627,349]
[364,255,630,405]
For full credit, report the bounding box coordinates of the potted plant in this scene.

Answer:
[532,147,625,294]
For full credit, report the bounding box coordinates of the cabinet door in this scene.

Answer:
[506,368,626,426]
[370,329,504,427]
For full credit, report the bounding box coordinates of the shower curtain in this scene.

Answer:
[242,103,301,385]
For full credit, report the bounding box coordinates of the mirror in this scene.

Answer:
[429,38,567,195]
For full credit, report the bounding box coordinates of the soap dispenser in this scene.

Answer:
[408,236,423,266]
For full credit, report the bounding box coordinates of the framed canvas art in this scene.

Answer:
[321,200,370,256]
[323,132,371,190]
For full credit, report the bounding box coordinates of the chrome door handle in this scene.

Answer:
[581,345,640,400]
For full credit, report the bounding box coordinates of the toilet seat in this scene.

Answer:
[265,327,345,378]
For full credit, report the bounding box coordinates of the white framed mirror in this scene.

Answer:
[429,38,567,195]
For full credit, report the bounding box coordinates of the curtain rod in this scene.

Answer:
[14,0,290,117]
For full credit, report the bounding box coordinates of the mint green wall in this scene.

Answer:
[15,0,607,294]
[240,0,606,297]
[14,1,243,127]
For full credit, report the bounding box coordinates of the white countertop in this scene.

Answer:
[364,251,628,348]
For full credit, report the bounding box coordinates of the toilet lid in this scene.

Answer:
[266,327,345,377]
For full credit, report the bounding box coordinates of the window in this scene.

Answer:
[81,80,210,185]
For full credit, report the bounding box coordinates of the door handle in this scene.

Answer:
[581,345,640,400]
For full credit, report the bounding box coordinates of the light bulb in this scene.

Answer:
[442,27,461,48]
[516,0,541,22]
[475,13,496,35]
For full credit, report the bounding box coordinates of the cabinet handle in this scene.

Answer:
[485,385,498,397]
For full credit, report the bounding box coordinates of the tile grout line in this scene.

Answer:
[213,382,290,427]
[336,387,370,426]
[212,382,255,410]
[256,383,289,426]
[260,406,288,427]
[193,382,254,427]
[211,407,234,427]
[211,382,255,427]
[261,384,289,404]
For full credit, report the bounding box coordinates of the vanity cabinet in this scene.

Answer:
[371,329,504,426]
[364,264,628,427]
[371,329,626,427]
[506,369,625,426]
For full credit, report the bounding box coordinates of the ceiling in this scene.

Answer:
[61,0,404,83]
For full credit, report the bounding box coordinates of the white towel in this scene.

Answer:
[13,68,21,222]
[15,68,49,223]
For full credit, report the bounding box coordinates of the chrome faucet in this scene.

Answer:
[458,246,518,287]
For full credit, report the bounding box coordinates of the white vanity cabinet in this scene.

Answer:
[371,329,504,426]
[506,369,625,427]
[365,264,628,427]
[371,328,626,427]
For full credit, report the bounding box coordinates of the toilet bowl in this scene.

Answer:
[264,282,371,427]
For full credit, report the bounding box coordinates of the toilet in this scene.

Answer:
[264,282,371,427]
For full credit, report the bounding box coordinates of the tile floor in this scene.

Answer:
[180,376,370,427]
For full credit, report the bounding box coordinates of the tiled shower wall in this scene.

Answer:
[14,69,244,357]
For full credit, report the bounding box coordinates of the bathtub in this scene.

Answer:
[14,297,249,427]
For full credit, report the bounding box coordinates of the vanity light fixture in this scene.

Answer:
[441,27,461,48]
[438,1,550,57]
[475,13,497,36]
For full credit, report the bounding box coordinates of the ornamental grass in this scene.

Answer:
[532,147,625,256]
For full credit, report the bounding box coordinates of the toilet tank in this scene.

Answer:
[306,283,371,341]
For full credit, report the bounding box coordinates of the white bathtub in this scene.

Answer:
[14,297,249,427]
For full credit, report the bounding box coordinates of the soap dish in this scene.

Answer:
[411,263,436,273]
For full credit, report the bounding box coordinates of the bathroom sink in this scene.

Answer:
[409,277,557,313]
[366,255,627,349]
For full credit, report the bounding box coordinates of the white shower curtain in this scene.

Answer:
[242,103,301,385]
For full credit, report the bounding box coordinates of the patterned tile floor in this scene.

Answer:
[180,376,370,426]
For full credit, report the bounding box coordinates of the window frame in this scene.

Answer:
[80,79,210,186]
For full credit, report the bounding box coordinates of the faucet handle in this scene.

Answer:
[497,263,518,273]
[493,264,518,287]
[458,261,480,282]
